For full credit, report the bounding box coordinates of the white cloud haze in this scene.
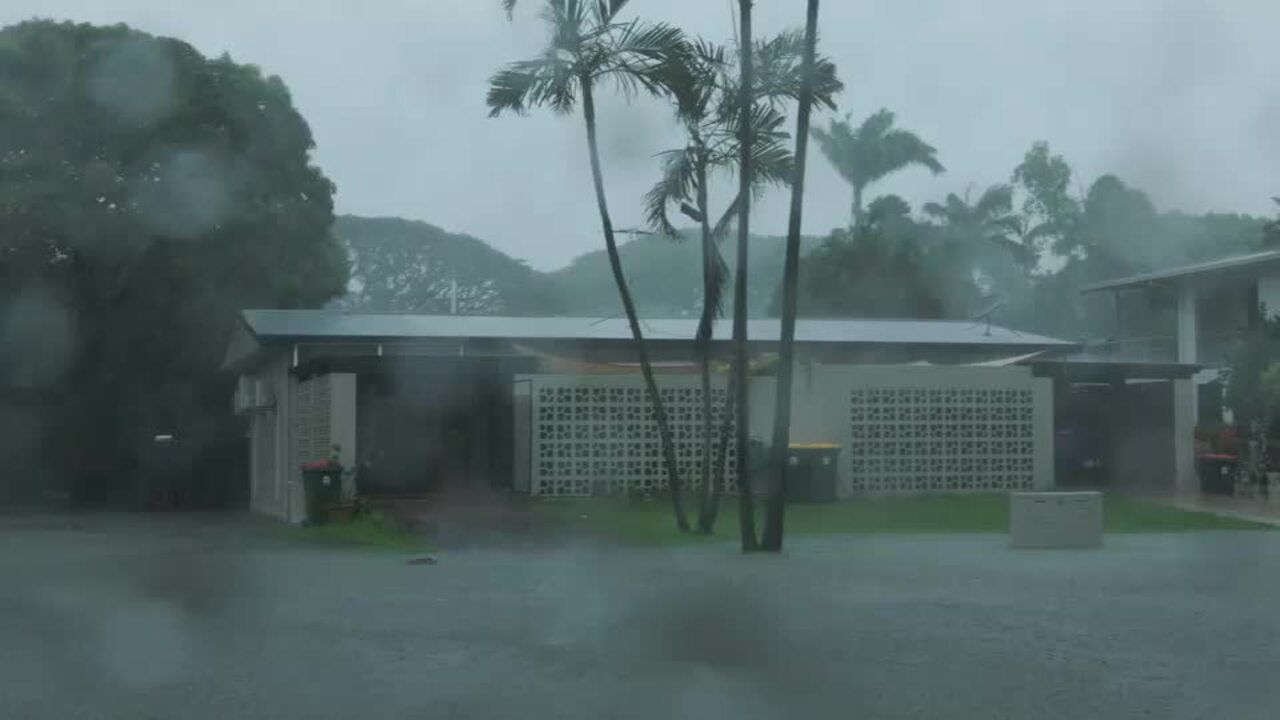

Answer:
[3,0,1277,269]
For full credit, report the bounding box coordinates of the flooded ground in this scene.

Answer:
[3,512,1280,719]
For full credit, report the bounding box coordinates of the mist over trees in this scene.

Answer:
[336,130,1271,344]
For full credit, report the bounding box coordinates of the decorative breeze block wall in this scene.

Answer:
[848,385,1036,493]
[293,374,332,468]
[530,377,737,497]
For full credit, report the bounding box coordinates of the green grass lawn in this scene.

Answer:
[293,512,432,553]
[534,493,1273,546]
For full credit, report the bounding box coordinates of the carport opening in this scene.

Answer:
[1055,380,1175,492]
[353,357,517,497]
[1037,359,1198,495]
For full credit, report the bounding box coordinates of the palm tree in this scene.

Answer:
[923,184,1032,266]
[731,0,758,552]
[812,109,945,229]
[488,0,693,531]
[644,32,839,535]
[923,184,1034,313]
[761,0,824,552]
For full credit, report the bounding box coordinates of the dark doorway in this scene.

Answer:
[355,358,517,496]
[1054,380,1175,492]
[1054,384,1111,488]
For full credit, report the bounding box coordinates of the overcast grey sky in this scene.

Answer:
[3,1,1278,269]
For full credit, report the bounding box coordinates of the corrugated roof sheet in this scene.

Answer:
[240,309,1074,348]
[1082,250,1280,293]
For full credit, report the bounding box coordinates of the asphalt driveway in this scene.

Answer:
[3,512,1280,719]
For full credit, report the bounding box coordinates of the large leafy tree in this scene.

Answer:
[644,30,840,534]
[812,109,944,229]
[1012,141,1082,258]
[1079,174,1164,276]
[780,215,949,321]
[332,215,555,314]
[488,0,695,530]
[0,21,346,504]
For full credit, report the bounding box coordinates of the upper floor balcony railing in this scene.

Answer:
[1080,336,1178,363]
[1080,331,1244,366]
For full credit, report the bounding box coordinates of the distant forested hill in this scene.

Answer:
[332,207,1269,339]
[331,215,558,315]
[333,217,824,319]
[545,230,826,319]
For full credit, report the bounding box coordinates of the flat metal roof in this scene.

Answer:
[1082,249,1280,293]
[240,309,1075,348]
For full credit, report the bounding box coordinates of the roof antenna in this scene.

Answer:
[970,300,1005,337]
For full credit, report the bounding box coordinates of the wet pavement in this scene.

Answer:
[3,513,1280,719]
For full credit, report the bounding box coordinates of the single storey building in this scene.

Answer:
[222,310,1195,522]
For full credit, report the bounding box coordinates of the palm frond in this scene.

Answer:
[486,55,578,116]
[503,0,518,19]
[667,39,727,124]
[751,29,843,111]
[643,146,699,238]
[597,20,690,99]
[751,138,794,187]
[880,129,945,176]
[691,37,728,68]
[810,117,858,186]
[487,63,541,116]
[593,0,631,23]
[542,0,587,47]
[858,109,896,140]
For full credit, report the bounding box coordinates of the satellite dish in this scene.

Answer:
[970,300,1006,337]
[972,300,1005,321]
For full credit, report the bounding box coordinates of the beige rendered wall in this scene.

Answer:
[328,373,358,499]
[247,353,294,521]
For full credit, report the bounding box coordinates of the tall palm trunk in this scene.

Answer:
[761,0,821,552]
[709,358,737,521]
[694,154,720,534]
[851,183,864,230]
[581,78,690,532]
[733,0,758,552]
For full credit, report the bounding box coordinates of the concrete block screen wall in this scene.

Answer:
[520,365,1054,497]
[524,375,739,497]
[847,384,1039,492]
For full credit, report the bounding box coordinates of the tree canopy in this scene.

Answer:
[777,225,948,320]
[0,21,346,503]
